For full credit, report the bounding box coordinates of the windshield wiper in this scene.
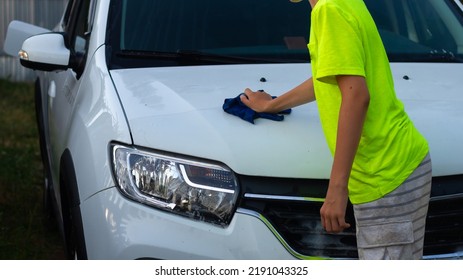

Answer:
[390,50,463,63]
[422,50,463,63]
[116,49,280,64]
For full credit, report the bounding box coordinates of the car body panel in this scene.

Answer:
[111,63,463,178]
[110,64,332,178]
[390,63,463,176]
[60,46,132,201]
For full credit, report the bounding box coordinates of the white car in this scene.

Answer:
[4,0,463,259]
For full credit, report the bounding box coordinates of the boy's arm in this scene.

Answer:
[240,78,316,113]
[320,75,370,233]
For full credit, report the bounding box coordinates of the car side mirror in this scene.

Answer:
[19,33,71,72]
[3,20,50,56]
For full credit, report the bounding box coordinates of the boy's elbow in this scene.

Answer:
[361,89,370,108]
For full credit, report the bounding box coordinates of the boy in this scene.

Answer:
[240,0,431,259]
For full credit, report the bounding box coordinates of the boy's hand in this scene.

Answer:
[320,185,351,233]
[240,88,273,113]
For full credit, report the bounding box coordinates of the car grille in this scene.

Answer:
[237,174,463,259]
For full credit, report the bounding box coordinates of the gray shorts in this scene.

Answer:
[353,153,432,260]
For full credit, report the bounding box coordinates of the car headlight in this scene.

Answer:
[111,144,240,226]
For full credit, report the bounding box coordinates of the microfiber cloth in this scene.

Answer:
[222,94,291,124]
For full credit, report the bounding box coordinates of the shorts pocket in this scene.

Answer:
[356,221,414,249]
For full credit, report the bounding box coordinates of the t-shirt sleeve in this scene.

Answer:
[312,3,366,84]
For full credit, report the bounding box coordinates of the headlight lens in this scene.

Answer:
[111,144,239,226]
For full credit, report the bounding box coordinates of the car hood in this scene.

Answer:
[110,63,463,178]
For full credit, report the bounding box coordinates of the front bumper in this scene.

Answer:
[80,182,463,260]
[80,187,296,259]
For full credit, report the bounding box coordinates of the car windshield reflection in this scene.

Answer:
[107,0,463,68]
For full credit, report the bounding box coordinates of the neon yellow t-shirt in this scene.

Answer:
[308,0,429,204]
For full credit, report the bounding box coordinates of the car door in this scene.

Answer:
[47,0,95,177]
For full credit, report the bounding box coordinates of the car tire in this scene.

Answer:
[60,152,88,260]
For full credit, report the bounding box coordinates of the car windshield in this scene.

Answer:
[107,0,463,69]
[365,0,463,62]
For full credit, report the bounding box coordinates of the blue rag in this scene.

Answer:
[222,94,291,124]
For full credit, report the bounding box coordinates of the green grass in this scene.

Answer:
[0,78,65,259]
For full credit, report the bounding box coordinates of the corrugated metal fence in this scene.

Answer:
[1,0,68,81]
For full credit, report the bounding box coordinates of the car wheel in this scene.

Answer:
[42,175,55,220]
[60,153,88,260]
